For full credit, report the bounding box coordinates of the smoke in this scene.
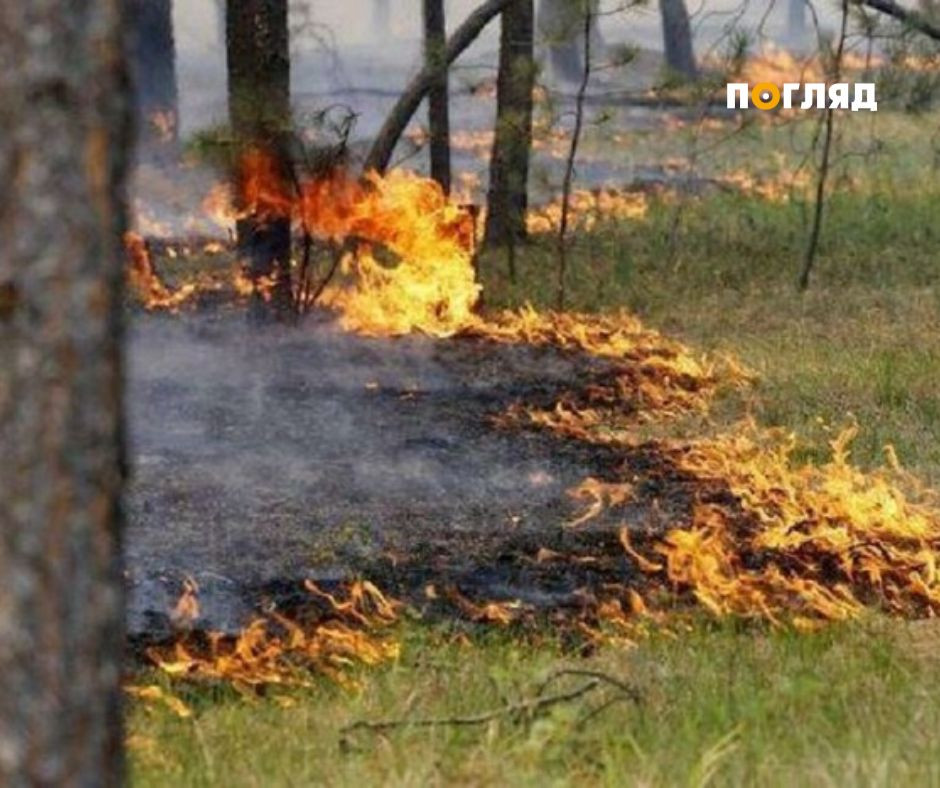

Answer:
[125,311,617,633]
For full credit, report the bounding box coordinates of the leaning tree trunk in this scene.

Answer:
[485,0,536,249]
[226,0,293,316]
[659,0,698,80]
[128,0,179,158]
[424,0,452,194]
[365,0,515,175]
[0,2,131,785]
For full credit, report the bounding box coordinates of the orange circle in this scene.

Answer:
[751,82,781,111]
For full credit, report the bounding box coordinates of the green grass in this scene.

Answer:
[131,108,940,785]
[130,619,940,786]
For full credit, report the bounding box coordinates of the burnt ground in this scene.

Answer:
[126,310,704,637]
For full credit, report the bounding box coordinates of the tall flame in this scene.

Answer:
[232,150,481,336]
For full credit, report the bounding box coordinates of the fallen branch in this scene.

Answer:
[339,668,640,749]
[534,668,643,705]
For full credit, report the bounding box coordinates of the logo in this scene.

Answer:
[727,82,877,111]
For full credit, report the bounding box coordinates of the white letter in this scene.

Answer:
[801,83,826,109]
[782,83,800,109]
[852,83,878,111]
[727,83,749,109]
[828,83,849,109]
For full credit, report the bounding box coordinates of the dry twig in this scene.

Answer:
[339,667,641,751]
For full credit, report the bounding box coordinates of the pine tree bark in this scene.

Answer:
[424,0,452,195]
[128,0,179,156]
[659,0,698,79]
[226,0,293,315]
[485,0,535,248]
[0,2,131,784]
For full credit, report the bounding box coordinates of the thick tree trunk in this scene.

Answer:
[659,0,698,79]
[226,0,293,315]
[485,0,536,248]
[424,0,452,194]
[0,2,131,785]
[365,0,515,176]
[128,0,179,157]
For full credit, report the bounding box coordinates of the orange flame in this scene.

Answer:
[146,580,400,691]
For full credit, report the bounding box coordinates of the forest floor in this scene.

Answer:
[129,108,940,785]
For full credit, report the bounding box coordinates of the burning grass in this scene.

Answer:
[558,423,940,632]
[128,146,940,702]
[139,581,400,700]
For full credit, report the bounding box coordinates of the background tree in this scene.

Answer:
[226,0,293,314]
[485,0,536,251]
[424,0,452,194]
[787,0,808,45]
[659,0,698,80]
[538,0,602,83]
[0,1,131,784]
[128,0,179,157]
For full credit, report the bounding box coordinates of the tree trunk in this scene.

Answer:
[787,0,808,43]
[424,0,452,195]
[128,0,179,157]
[659,0,698,80]
[538,0,602,84]
[226,0,293,315]
[0,3,131,785]
[485,0,536,248]
[365,0,515,176]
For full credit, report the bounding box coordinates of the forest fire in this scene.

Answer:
[19,0,940,777]
[130,150,940,696]
[145,581,400,693]
[560,423,940,630]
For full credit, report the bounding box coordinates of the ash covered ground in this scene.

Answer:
[127,311,667,635]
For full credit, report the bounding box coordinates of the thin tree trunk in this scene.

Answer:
[226,0,293,316]
[557,3,592,311]
[128,0,179,157]
[659,0,698,80]
[799,0,848,290]
[365,0,515,175]
[0,2,132,784]
[485,0,536,250]
[424,0,452,194]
